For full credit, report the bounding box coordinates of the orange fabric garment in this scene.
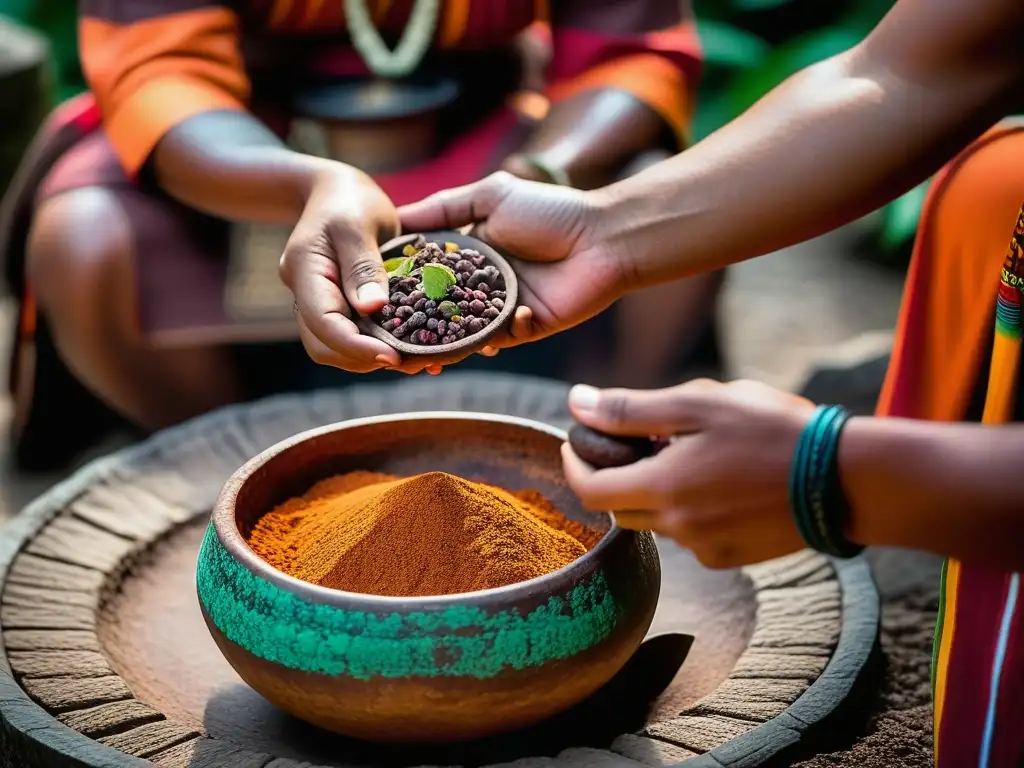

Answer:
[77,0,701,177]
[878,120,1024,422]
[541,1,701,148]
[79,7,250,176]
[547,49,697,146]
[875,123,1024,768]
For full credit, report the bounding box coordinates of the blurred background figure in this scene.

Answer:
[0,0,915,479]
[0,0,716,471]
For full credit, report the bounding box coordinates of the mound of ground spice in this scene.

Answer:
[246,471,600,597]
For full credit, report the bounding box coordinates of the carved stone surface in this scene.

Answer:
[0,375,880,766]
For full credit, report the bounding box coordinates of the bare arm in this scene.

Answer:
[152,111,358,226]
[841,417,1024,570]
[150,111,402,371]
[603,0,1024,286]
[78,0,402,371]
[503,0,700,189]
[78,0,372,229]
[502,91,669,190]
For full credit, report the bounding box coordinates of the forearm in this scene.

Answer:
[604,40,1020,285]
[514,90,669,190]
[839,416,1024,569]
[152,111,342,225]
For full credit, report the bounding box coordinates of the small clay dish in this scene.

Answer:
[197,413,660,743]
[356,230,519,360]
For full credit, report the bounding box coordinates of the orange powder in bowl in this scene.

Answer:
[246,471,601,597]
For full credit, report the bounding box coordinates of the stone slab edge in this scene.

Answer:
[667,557,880,767]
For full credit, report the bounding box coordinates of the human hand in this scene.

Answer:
[279,166,442,374]
[561,379,817,569]
[398,172,632,355]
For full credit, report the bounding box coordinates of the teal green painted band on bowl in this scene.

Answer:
[197,524,621,680]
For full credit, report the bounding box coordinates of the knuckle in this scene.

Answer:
[648,473,680,504]
[278,245,301,283]
[686,377,720,393]
[600,393,630,426]
[347,258,385,284]
[730,378,762,393]
[435,187,467,217]
[327,210,359,230]
[433,189,455,210]
[436,186,461,204]
[489,170,516,188]
[479,171,516,209]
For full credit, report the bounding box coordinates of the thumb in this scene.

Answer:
[333,228,391,316]
[567,382,718,437]
[398,172,514,233]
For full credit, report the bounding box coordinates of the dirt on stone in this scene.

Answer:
[787,587,937,768]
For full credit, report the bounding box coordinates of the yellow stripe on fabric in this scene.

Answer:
[983,332,1022,423]
[934,203,1024,765]
[933,558,961,764]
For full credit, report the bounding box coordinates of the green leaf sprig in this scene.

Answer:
[384,256,416,277]
[421,263,457,301]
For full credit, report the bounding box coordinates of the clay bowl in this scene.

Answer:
[356,230,519,360]
[197,412,660,743]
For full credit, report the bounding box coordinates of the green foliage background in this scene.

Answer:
[4,0,83,101]
[4,0,922,256]
[691,0,924,259]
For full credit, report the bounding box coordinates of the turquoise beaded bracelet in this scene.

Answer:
[788,405,864,558]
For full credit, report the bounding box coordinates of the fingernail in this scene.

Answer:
[569,384,600,414]
[375,355,392,366]
[357,283,387,305]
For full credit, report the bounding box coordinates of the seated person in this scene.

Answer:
[0,0,717,470]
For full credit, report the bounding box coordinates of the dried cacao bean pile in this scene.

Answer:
[375,237,507,346]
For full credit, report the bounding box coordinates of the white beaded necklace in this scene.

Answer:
[343,0,441,78]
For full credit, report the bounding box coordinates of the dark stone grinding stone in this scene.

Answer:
[568,424,659,469]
